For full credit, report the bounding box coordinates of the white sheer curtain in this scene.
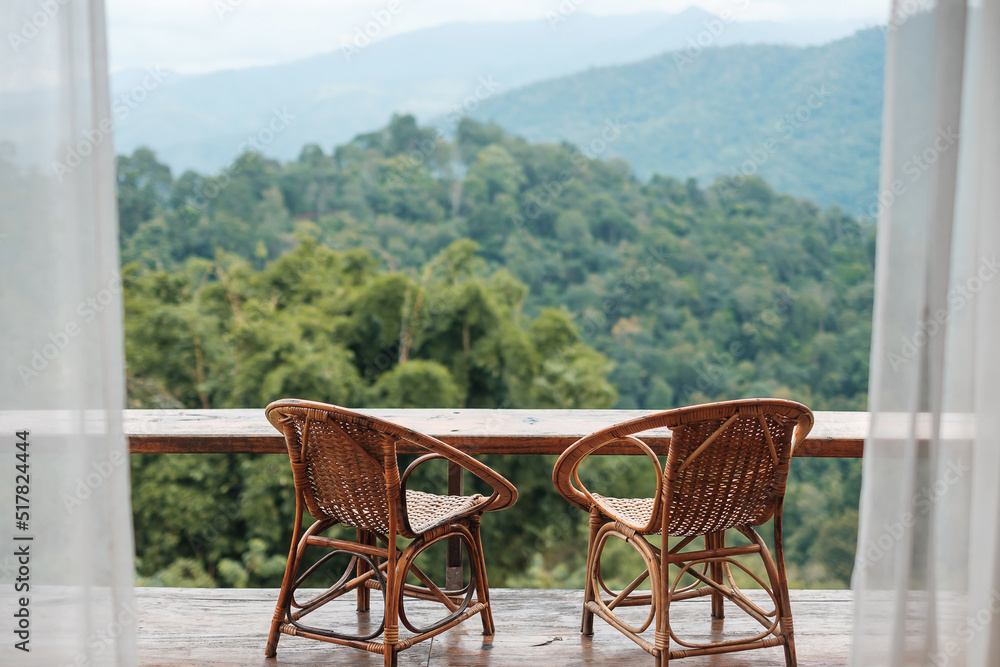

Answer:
[0,1,135,665]
[854,1,1000,665]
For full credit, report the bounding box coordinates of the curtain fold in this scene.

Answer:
[0,1,135,665]
[854,1,1000,665]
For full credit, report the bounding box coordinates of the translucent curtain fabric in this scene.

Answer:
[854,1,1000,665]
[0,0,135,665]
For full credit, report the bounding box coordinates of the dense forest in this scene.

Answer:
[121,115,872,589]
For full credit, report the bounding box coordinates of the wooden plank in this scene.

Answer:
[125,409,868,457]
[135,587,852,666]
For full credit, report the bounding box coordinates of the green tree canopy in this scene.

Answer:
[120,115,872,589]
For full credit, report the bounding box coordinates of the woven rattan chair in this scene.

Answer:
[553,398,813,666]
[264,399,517,667]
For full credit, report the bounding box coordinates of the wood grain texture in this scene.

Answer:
[135,587,852,666]
[125,409,867,457]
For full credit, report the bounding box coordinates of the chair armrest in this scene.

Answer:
[553,433,663,532]
[400,453,448,498]
[401,434,517,514]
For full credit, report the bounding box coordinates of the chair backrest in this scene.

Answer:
[554,398,813,536]
[265,399,413,534]
[660,399,812,535]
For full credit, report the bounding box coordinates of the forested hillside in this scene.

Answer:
[467,28,884,214]
[122,115,872,589]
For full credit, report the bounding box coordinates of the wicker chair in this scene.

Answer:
[264,399,517,667]
[553,399,813,666]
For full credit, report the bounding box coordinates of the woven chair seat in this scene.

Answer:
[591,494,657,533]
[405,490,487,533]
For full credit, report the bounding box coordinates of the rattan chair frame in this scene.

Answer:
[264,399,517,667]
[553,398,814,666]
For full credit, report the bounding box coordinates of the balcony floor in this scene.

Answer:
[137,587,851,666]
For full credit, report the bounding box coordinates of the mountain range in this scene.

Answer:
[466,27,885,213]
[110,7,878,210]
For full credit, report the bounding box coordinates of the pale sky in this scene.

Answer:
[106,0,891,75]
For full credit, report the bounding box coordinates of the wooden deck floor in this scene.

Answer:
[137,588,851,666]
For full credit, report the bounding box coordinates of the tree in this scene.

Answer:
[117,148,172,239]
[120,117,874,589]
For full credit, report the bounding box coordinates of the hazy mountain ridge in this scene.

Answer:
[109,9,874,178]
[465,28,885,214]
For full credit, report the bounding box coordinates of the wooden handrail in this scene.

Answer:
[125,409,867,457]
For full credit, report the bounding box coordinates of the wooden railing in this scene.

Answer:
[125,408,866,457]
[124,407,864,590]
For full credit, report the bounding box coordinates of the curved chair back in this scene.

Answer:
[554,398,814,536]
[266,398,517,536]
[266,400,400,534]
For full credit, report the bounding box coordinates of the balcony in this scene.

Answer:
[124,408,861,665]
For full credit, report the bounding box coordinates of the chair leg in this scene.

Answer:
[708,531,726,619]
[469,517,496,636]
[773,512,796,667]
[265,565,294,657]
[581,507,603,635]
[383,539,405,667]
[654,580,669,667]
[783,630,797,667]
[265,505,305,657]
[357,528,373,612]
[742,521,796,667]
[774,559,796,667]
